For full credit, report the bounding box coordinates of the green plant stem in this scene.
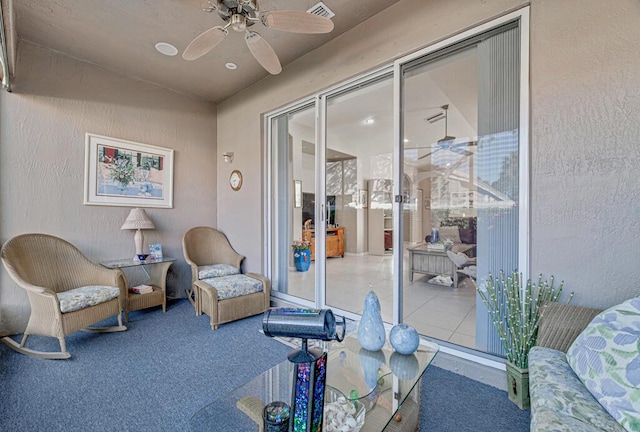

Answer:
[477,270,572,369]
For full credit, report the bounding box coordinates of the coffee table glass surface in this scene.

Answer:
[190,334,439,431]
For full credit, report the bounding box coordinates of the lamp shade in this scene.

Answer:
[121,208,155,230]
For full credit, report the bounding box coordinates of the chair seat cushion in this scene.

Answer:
[57,285,120,313]
[201,274,264,300]
[198,264,240,279]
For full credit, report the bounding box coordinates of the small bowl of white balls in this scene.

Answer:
[323,386,366,432]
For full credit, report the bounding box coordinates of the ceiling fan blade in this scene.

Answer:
[182,27,228,61]
[245,31,282,75]
[261,10,334,34]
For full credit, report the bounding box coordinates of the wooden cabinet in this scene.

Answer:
[302,227,345,261]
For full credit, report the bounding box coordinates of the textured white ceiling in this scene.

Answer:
[13,0,401,103]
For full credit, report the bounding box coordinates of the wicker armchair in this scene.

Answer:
[0,233,126,359]
[182,227,270,329]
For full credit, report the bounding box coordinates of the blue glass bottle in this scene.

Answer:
[357,288,386,351]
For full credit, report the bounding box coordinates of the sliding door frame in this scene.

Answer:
[265,6,530,364]
[264,97,317,308]
[392,7,530,363]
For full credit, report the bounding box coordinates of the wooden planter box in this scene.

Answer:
[506,361,530,409]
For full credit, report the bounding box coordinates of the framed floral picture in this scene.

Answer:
[84,133,174,208]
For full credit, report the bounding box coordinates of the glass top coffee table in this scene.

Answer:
[190,334,439,431]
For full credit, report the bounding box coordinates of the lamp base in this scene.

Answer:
[134,229,144,258]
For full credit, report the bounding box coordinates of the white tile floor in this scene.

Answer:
[284,251,477,350]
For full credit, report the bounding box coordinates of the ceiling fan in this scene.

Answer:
[418,104,477,160]
[182,0,335,75]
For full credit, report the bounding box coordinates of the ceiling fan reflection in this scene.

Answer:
[418,104,476,160]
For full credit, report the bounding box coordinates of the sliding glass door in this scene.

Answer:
[269,103,317,305]
[323,74,394,319]
[267,9,529,359]
[398,18,527,355]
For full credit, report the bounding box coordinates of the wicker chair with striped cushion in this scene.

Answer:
[0,233,126,359]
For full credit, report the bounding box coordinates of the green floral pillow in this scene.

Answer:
[566,297,640,432]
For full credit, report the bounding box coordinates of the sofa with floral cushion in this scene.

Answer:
[529,298,640,432]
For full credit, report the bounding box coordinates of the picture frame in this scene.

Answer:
[359,189,368,208]
[84,133,174,208]
[149,243,163,260]
[294,180,302,208]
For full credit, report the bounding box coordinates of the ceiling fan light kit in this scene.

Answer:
[183,0,335,75]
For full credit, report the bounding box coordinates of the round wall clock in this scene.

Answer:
[229,169,243,191]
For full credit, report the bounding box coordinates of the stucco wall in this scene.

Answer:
[529,0,640,308]
[0,41,217,333]
[217,0,640,309]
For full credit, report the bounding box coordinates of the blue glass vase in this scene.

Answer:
[293,249,311,272]
[357,290,385,351]
[389,323,419,355]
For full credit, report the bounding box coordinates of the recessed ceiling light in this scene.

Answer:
[364,118,375,125]
[404,138,409,143]
[155,42,178,56]
[225,62,238,70]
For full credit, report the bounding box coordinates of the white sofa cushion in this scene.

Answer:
[566,297,640,432]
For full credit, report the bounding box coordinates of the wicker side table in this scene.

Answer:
[101,257,175,322]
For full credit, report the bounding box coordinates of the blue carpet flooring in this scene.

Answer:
[0,299,529,431]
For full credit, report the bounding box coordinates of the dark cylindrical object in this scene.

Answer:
[263,401,290,432]
[262,308,345,342]
[431,227,440,243]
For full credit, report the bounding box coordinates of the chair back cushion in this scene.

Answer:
[201,274,264,300]
[566,297,640,432]
[198,264,239,279]
[57,285,120,313]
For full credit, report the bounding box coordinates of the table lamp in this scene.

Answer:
[121,208,155,260]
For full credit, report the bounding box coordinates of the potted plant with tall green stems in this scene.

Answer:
[477,271,573,409]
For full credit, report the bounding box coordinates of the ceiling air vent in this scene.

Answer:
[307,2,335,19]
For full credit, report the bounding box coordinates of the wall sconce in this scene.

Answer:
[223,152,234,163]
